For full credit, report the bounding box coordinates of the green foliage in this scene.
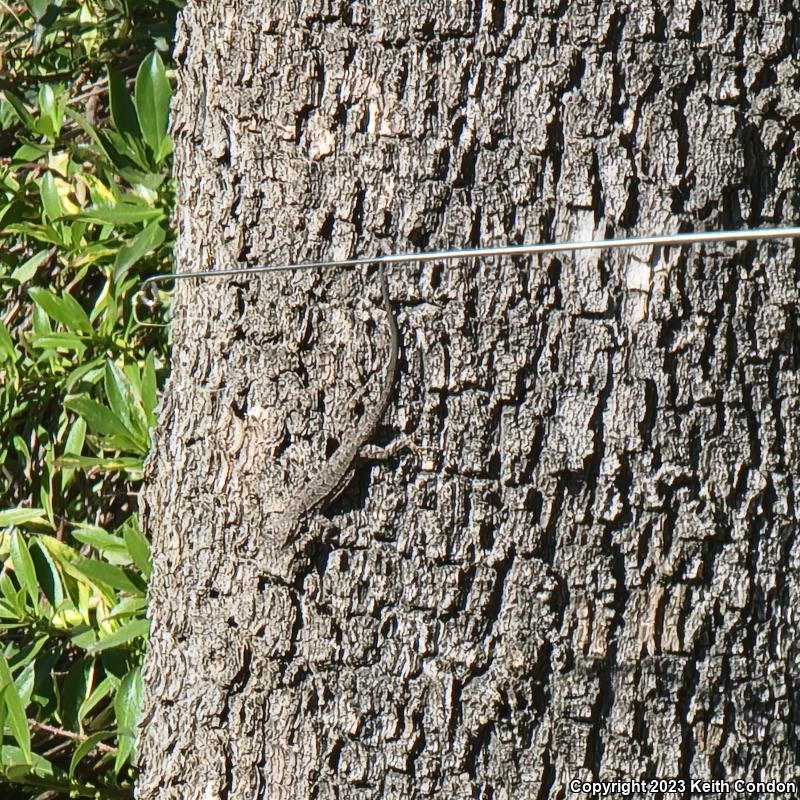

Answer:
[1,0,178,795]
[0,527,149,795]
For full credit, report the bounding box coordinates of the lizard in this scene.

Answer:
[278,262,405,555]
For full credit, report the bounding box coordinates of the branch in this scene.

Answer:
[28,718,116,754]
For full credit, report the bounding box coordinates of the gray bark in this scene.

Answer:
[137,2,800,798]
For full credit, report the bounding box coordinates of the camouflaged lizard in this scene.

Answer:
[279,264,401,553]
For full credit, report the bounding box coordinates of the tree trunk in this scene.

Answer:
[137,2,800,798]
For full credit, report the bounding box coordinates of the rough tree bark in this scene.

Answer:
[137,2,800,798]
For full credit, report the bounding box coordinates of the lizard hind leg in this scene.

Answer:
[358,433,419,462]
[292,513,341,560]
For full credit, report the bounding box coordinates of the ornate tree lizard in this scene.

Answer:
[279,264,404,554]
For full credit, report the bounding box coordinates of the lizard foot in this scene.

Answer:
[359,434,419,462]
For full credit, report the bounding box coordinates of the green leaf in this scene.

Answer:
[32,304,51,336]
[30,539,63,609]
[71,525,128,561]
[102,643,136,683]
[108,67,141,139]
[0,687,5,749]
[57,290,94,334]
[0,571,24,616]
[69,729,115,778]
[105,360,149,442]
[12,436,31,464]
[70,219,87,248]
[99,127,150,171]
[39,171,63,223]
[26,0,49,21]
[114,666,142,772]
[24,645,58,712]
[9,531,39,610]
[2,89,36,132]
[39,479,55,531]
[118,162,165,188]
[64,106,113,163]
[28,286,93,334]
[114,219,166,281]
[77,675,112,722]
[1,746,67,783]
[0,200,24,229]
[72,203,163,225]
[38,83,64,139]
[10,249,51,284]
[60,656,92,730]
[0,319,18,363]
[108,596,146,620]
[61,415,86,490]
[0,653,31,764]
[135,51,171,154]
[37,534,78,564]
[37,91,55,139]
[55,455,143,473]
[156,133,174,163]
[72,557,143,595]
[70,628,98,651]
[71,243,120,270]
[65,356,105,392]
[12,141,50,163]
[5,220,64,246]
[15,659,36,708]
[9,637,48,674]
[123,521,151,579]
[86,618,149,654]
[64,396,136,441]
[30,333,87,355]
[0,508,47,527]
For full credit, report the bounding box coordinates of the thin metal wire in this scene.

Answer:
[133,226,800,325]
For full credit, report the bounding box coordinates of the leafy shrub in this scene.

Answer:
[1,1,178,795]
